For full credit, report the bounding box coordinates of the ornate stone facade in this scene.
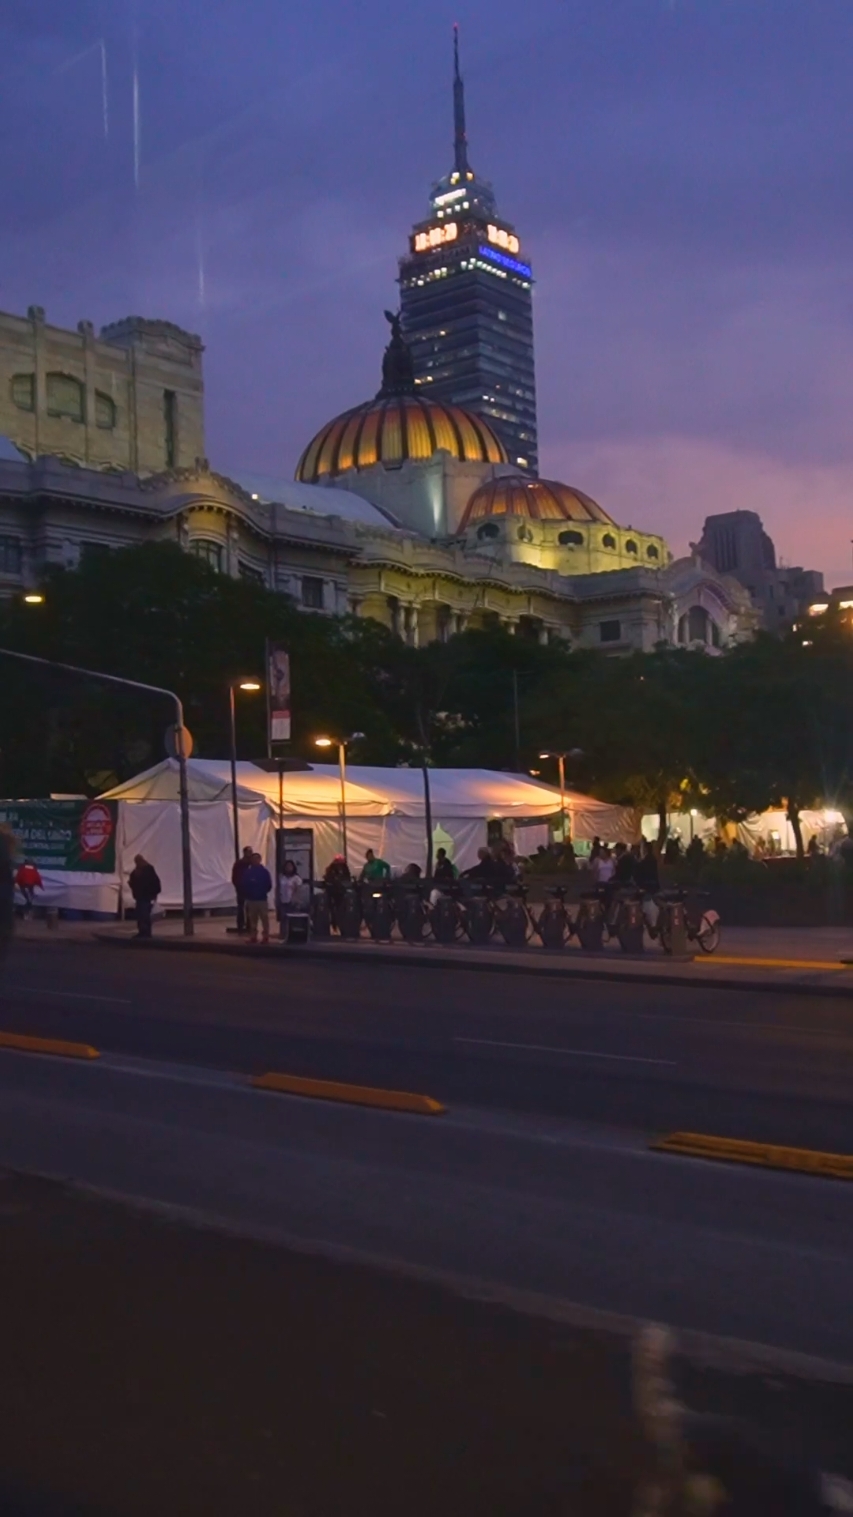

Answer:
[0,306,205,476]
[0,454,757,652]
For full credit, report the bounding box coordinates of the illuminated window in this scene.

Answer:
[646,545,660,561]
[0,536,22,574]
[46,372,84,422]
[301,576,324,609]
[189,538,224,572]
[95,391,116,429]
[11,374,34,411]
[600,620,622,643]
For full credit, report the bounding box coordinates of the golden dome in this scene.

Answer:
[460,477,614,531]
[296,393,508,483]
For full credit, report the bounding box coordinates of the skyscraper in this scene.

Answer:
[398,29,538,475]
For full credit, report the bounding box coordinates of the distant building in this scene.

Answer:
[694,510,823,633]
[0,305,204,476]
[398,30,538,474]
[0,309,755,654]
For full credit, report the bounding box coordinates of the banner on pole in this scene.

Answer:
[0,799,118,873]
[267,642,291,745]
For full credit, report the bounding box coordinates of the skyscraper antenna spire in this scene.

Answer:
[453,23,470,175]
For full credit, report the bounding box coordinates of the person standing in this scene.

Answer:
[243,851,273,944]
[15,858,43,917]
[128,854,162,940]
[278,858,303,918]
[433,847,457,888]
[231,844,254,933]
[359,848,391,884]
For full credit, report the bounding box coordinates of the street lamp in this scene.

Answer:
[228,679,262,865]
[0,647,195,935]
[539,748,584,842]
[23,593,44,605]
[314,732,364,864]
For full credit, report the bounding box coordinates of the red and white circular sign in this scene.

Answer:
[79,801,114,859]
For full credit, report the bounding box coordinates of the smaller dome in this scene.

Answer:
[460,477,614,531]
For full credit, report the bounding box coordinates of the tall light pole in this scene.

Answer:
[539,749,583,843]
[228,678,261,865]
[0,647,195,936]
[314,732,364,865]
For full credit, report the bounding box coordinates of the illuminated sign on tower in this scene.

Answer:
[398,27,538,474]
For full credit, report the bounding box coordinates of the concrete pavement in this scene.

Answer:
[15,913,853,995]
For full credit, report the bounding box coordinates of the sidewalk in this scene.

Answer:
[15,914,853,995]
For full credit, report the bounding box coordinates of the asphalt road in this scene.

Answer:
[1,939,852,1363]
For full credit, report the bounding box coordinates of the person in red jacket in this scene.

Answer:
[15,859,43,916]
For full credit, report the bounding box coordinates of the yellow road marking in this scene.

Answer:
[652,1131,853,1179]
[252,1071,445,1116]
[694,955,847,971]
[0,1031,99,1060]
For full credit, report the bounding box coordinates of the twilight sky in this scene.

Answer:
[2,0,852,581]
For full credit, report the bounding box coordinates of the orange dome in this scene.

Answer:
[296,394,507,483]
[459,477,614,531]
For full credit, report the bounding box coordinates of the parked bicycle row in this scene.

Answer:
[306,878,721,956]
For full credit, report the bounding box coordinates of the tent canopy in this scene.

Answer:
[101,758,630,826]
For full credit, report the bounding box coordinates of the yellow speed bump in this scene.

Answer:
[651,1131,853,1180]
[252,1071,445,1116]
[0,1031,99,1061]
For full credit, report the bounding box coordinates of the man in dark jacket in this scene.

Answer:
[231,845,254,933]
[129,854,162,939]
[243,852,273,944]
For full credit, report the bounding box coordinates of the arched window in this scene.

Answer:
[677,614,687,644]
[477,522,500,540]
[711,619,721,648]
[625,539,638,555]
[95,392,116,429]
[11,374,34,412]
[189,538,224,573]
[558,528,584,547]
[46,373,84,422]
[646,544,660,561]
[517,523,533,543]
[602,533,617,549]
[688,606,709,643]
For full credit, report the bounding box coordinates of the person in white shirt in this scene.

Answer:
[589,845,615,887]
[278,859,303,914]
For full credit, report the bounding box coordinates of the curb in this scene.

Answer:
[252,1070,445,1115]
[86,931,853,999]
[0,1030,99,1061]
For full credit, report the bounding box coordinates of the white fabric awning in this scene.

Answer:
[101,759,635,839]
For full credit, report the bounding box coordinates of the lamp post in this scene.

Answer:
[0,647,195,936]
[539,749,584,843]
[228,679,261,865]
[314,732,364,865]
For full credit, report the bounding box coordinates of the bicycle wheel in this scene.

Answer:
[697,915,720,954]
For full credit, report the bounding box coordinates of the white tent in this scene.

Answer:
[96,760,636,910]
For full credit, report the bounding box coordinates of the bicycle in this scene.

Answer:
[652,887,721,954]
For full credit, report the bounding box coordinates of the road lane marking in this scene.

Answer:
[454,1037,675,1066]
[652,1131,853,1180]
[5,986,131,1004]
